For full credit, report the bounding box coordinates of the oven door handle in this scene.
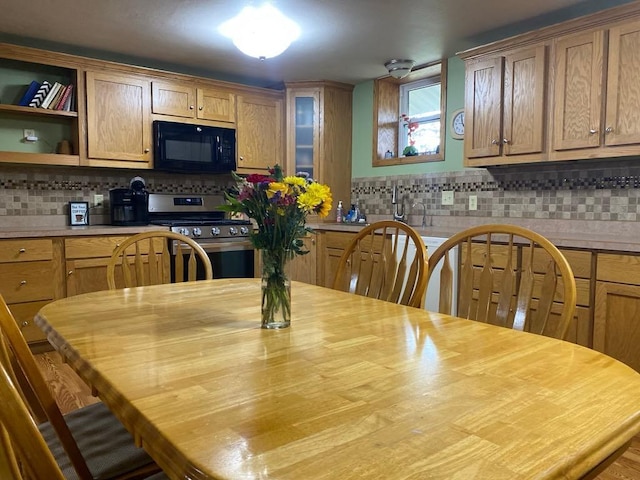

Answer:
[174,240,254,254]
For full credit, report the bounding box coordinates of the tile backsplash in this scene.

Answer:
[0,165,235,225]
[352,159,640,224]
[2,158,640,227]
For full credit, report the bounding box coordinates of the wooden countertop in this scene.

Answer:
[36,279,640,480]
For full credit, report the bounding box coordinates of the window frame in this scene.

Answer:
[372,61,447,167]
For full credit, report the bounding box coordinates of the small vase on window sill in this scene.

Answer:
[403,145,419,156]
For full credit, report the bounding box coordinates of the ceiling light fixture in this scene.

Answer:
[385,59,415,79]
[219,4,300,60]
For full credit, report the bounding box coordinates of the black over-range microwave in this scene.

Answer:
[153,120,236,174]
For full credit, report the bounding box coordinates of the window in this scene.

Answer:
[373,61,446,166]
[399,77,441,156]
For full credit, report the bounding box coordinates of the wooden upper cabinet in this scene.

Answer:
[465,46,546,166]
[85,71,152,165]
[236,94,283,173]
[552,20,640,158]
[552,31,604,151]
[604,20,640,147]
[152,81,235,123]
[465,57,503,160]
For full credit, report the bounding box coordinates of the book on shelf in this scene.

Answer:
[54,84,73,110]
[40,82,63,109]
[48,83,67,109]
[17,81,41,106]
[28,81,51,108]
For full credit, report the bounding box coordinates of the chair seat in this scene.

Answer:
[39,401,155,480]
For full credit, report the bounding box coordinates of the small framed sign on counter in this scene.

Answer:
[69,201,89,226]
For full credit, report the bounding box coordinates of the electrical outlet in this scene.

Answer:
[23,129,36,141]
[469,195,478,211]
[442,190,454,206]
[94,194,104,206]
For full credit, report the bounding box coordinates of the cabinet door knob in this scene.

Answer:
[21,321,29,327]
[68,270,73,276]
[589,129,598,135]
[491,139,499,145]
[144,148,150,153]
[198,106,203,111]
[239,156,244,162]
[189,105,194,110]
[19,248,26,253]
[20,280,27,285]
[502,138,509,145]
[605,127,613,133]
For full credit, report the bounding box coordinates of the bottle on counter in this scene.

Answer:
[336,200,344,223]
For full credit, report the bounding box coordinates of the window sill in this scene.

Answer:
[373,153,444,167]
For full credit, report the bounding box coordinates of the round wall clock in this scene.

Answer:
[450,108,465,140]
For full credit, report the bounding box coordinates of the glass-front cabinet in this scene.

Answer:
[289,90,319,179]
[285,81,353,215]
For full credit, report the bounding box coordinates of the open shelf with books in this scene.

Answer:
[0,56,80,166]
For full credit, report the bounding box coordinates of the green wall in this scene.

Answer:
[351,56,465,178]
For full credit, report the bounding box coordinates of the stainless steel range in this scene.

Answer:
[148,193,255,279]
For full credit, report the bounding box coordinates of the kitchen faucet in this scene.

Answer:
[392,185,406,223]
[412,202,429,228]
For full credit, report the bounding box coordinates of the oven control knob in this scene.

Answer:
[240,226,250,235]
[178,227,190,236]
[192,227,202,237]
[211,227,221,236]
[229,227,238,236]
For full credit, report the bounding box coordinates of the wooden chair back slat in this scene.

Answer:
[0,362,66,480]
[438,251,453,315]
[457,240,475,319]
[0,296,94,479]
[427,224,577,340]
[513,241,535,332]
[107,231,213,290]
[333,221,428,308]
[476,239,494,323]
[495,235,516,328]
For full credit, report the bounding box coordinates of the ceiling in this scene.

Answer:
[0,0,634,88]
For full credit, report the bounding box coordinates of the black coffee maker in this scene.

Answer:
[109,176,149,226]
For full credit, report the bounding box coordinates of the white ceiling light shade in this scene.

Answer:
[385,59,415,79]
[219,4,300,60]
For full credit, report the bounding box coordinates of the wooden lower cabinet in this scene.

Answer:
[290,235,317,285]
[65,236,130,296]
[317,231,356,288]
[594,253,640,372]
[0,238,64,348]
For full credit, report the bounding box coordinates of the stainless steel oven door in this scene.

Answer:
[171,239,255,279]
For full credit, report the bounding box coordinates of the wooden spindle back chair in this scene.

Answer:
[0,359,66,480]
[0,294,159,480]
[106,231,213,290]
[332,221,428,308]
[426,224,577,339]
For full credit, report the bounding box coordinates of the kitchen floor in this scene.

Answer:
[35,352,640,479]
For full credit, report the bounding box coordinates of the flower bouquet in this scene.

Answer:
[220,165,332,328]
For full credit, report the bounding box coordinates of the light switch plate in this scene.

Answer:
[469,195,478,210]
[94,194,104,206]
[442,191,454,206]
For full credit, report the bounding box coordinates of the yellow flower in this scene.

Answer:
[284,176,306,188]
[266,182,289,199]
[297,183,332,217]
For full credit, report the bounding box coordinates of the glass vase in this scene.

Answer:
[261,249,291,329]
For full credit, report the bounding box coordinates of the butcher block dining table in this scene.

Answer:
[35,278,640,480]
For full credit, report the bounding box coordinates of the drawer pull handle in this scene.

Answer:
[19,248,26,253]
[20,280,27,285]
[21,321,29,327]
[68,271,73,276]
